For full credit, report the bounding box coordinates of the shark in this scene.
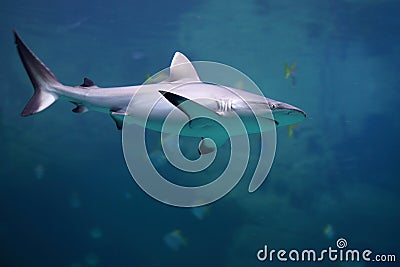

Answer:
[14,31,306,153]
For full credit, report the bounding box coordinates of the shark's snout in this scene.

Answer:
[271,101,306,126]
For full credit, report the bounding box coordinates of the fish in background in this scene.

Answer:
[69,192,81,208]
[84,253,100,266]
[144,71,168,84]
[287,123,299,137]
[148,133,200,167]
[323,224,334,239]
[191,205,210,220]
[34,164,45,179]
[163,229,187,251]
[284,62,297,87]
[89,227,103,239]
[56,17,89,33]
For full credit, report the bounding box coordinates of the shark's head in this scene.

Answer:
[268,99,306,127]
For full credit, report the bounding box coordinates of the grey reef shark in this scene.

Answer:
[14,31,306,154]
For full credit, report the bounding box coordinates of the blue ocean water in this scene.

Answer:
[1,1,399,267]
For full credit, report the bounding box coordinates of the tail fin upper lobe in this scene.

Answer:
[14,31,61,116]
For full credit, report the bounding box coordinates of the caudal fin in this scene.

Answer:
[14,31,61,116]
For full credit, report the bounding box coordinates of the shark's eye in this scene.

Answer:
[270,103,276,109]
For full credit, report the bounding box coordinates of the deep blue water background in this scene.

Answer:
[1,0,399,266]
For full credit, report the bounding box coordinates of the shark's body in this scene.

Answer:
[14,31,306,151]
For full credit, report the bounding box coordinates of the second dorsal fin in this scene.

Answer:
[80,77,96,87]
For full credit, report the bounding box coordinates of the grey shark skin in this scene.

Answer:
[14,31,306,149]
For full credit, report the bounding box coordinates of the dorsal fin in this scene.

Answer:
[165,52,200,82]
[80,77,96,87]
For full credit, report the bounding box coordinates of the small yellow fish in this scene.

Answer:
[164,229,187,251]
[34,164,45,179]
[288,124,298,137]
[191,205,210,220]
[323,224,334,239]
[144,71,168,84]
[145,73,152,81]
[235,80,244,90]
[284,63,296,78]
[284,62,297,87]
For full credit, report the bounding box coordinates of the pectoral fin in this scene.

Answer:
[159,90,219,125]
[198,135,229,155]
[110,110,126,130]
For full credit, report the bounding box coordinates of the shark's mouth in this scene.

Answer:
[263,117,279,126]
